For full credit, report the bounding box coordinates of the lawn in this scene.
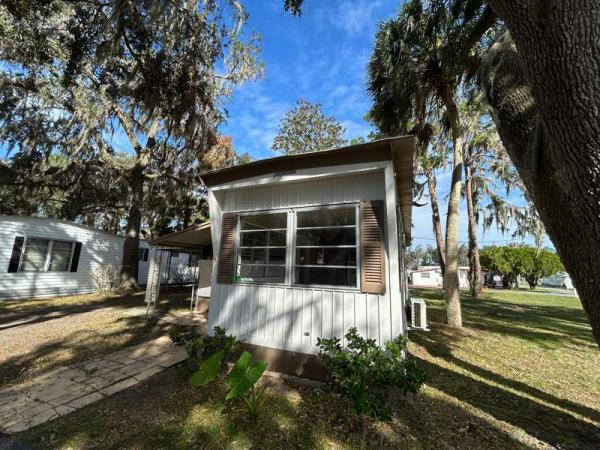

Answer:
[15,288,600,450]
[0,288,193,387]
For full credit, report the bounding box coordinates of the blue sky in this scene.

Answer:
[219,0,553,250]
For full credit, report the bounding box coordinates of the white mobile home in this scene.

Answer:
[200,137,415,355]
[409,265,470,288]
[0,215,196,300]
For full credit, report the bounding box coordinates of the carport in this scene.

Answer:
[144,221,213,316]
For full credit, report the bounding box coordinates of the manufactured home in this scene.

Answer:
[199,136,415,355]
[0,215,196,300]
[409,265,471,288]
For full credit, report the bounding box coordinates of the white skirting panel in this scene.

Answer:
[208,283,398,354]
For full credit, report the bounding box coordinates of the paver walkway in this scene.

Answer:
[0,336,188,434]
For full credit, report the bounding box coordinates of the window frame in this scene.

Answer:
[17,237,76,273]
[291,204,360,289]
[234,210,289,285]
[233,203,361,290]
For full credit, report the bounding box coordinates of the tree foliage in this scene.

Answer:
[0,0,262,287]
[272,100,345,155]
[480,245,564,289]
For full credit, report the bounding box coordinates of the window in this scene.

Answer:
[232,205,359,288]
[19,238,75,272]
[139,248,149,261]
[421,272,430,279]
[20,238,50,272]
[236,212,287,283]
[294,206,358,287]
[48,241,74,271]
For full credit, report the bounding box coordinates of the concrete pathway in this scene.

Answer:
[0,336,188,434]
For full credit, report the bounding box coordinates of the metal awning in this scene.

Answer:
[148,222,212,249]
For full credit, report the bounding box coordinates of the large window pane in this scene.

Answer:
[296,228,356,246]
[296,247,356,266]
[237,211,288,284]
[240,248,266,264]
[20,238,49,272]
[240,213,286,230]
[238,265,285,283]
[239,248,286,265]
[240,230,286,247]
[295,267,357,287]
[49,241,74,272]
[297,207,355,228]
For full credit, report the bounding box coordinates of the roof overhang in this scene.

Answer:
[148,221,212,249]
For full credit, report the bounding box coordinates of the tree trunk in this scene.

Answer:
[443,108,463,328]
[120,167,143,290]
[464,160,482,298]
[480,15,600,345]
[424,167,446,276]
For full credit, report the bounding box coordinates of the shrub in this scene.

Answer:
[201,326,240,361]
[90,264,119,293]
[169,326,241,362]
[317,327,427,420]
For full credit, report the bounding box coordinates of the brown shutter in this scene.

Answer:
[217,212,237,284]
[360,201,386,294]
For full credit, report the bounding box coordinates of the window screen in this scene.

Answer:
[48,241,74,272]
[236,212,287,283]
[294,206,358,287]
[20,238,50,272]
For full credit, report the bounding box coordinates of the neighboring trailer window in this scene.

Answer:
[20,238,50,272]
[48,241,75,272]
[139,248,149,261]
[236,212,287,283]
[17,238,77,272]
[294,206,358,287]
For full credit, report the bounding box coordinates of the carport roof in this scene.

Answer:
[148,221,211,249]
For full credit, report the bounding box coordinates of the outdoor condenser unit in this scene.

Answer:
[409,297,429,331]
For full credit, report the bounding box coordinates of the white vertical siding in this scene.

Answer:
[221,171,386,213]
[208,169,405,354]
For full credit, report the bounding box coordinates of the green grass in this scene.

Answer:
[16,288,600,449]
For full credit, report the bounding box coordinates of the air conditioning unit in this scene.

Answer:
[409,297,429,331]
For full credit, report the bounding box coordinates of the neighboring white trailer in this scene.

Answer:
[0,215,195,300]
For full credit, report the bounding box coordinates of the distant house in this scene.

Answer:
[541,272,574,289]
[0,215,196,300]
[409,265,471,288]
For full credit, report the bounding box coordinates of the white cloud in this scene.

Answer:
[317,0,385,36]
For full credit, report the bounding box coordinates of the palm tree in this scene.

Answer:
[368,1,466,327]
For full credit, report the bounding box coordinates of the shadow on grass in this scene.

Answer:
[0,288,195,387]
[0,287,192,330]
[409,287,600,449]
[18,366,535,450]
[411,288,594,349]
[413,355,600,449]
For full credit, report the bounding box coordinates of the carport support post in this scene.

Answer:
[145,248,163,317]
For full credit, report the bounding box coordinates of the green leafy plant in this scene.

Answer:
[201,326,240,361]
[188,350,268,420]
[317,327,427,420]
[226,351,268,419]
[169,326,240,362]
[189,350,224,387]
